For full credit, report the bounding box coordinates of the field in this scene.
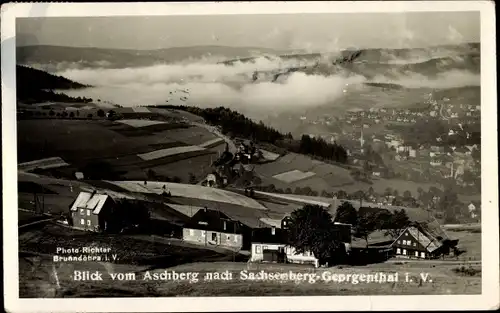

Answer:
[137,146,207,161]
[17,118,225,181]
[273,170,316,183]
[255,153,355,191]
[116,119,167,128]
[107,181,268,211]
[260,149,281,161]
[18,157,70,172]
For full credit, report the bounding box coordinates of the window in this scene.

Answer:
[413,242,416,247]
[402,249,407,255]
[87,220,91,226]
[234,235,238,242]
[255,245,262,254]
[80,209,85,215]
[87,210,91,216]
[397,240,401,244]
[415,251,419,257]
[189,229,194,236]
[396,248,401,254]
[407,240,411,246]
[263,246,268,251]
[421,252,425,258]
[402,240,406,245]
[80,219,85,225]
[226,235,230,240]
[201,231,205,237]
[212,233,217,241]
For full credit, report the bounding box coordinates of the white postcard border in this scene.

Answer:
[2,1,498,312]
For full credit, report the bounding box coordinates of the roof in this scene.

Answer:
[259,217,283,228]
[185,208,246,234]
[70,191,113,215]
[392,226,442,253]
[251,227,288,244]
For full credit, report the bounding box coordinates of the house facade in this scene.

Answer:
[182,208,248,250]
[70,191,115,232]
[249,227,319,267]
[391,226,449,259]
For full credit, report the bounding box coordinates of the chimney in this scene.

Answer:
[271,226,276,235]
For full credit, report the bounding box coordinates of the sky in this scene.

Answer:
[16,12,480,51]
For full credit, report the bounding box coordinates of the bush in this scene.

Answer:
[87,113,93,119]
[452,265,481,276]
[97,109,105,117]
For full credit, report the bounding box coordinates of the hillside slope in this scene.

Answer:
[16,65,92,103]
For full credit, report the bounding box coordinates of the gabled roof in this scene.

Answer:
[251,227,288,244]
[70,191,113,215]
[392,226,441,253]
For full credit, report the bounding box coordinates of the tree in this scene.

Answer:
[287,205,344,265]
[334,202,358,226]
[76,110,80,117]
[146,169,157,180]
[367,186,375,196]
[353,190,365,200]
[97,109,105,117]
[392,189,399,197]
[111,199,151,233]
[403,190,412,199]
[336,190,348,199]
[172,176,182,183]
[353,212,378,248]
[49,110,55,116]
[82,161,115,180]
[384,187,393,197]
[87,113,93,119]
[188,172,197,184]
[61,111,68,117]
[382,209,411,238]
[69,112,75,118]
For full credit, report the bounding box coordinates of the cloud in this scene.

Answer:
[55,50,479,113]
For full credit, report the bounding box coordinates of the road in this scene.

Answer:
[192,121,237,154]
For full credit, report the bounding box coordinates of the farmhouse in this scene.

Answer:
[249,227,319,267]
[391,225,457,259]
[69,191,116,232]
[182,208,250,250]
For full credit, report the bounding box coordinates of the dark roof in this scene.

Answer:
[185,208,244,234]
[251,227,288,244]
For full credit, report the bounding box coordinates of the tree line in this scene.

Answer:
[284,203,412,265]
[157,105,348,164]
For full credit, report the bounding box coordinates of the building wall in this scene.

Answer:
[250,243,286,262]
[250,243,319,267]
[72,207,100,232]
[183,228,243,249]
[392,230,428,259]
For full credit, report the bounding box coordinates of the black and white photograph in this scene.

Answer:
[2,1,498,311]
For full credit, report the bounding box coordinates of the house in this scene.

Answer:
[430,158,442,166]
[249,227,319,267]
[409,148,417,158]
[182,208,250,250]
[69,191,117,232]
[391,224,458,259]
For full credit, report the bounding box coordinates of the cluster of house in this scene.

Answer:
[68,190,460,267]
[202,141,262,188]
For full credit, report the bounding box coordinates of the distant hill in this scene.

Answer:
[17,65,92,103]
[17,45,295,69]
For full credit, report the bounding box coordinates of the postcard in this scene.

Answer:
[2,1,498,312]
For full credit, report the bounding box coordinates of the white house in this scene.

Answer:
[249,227,319,267]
